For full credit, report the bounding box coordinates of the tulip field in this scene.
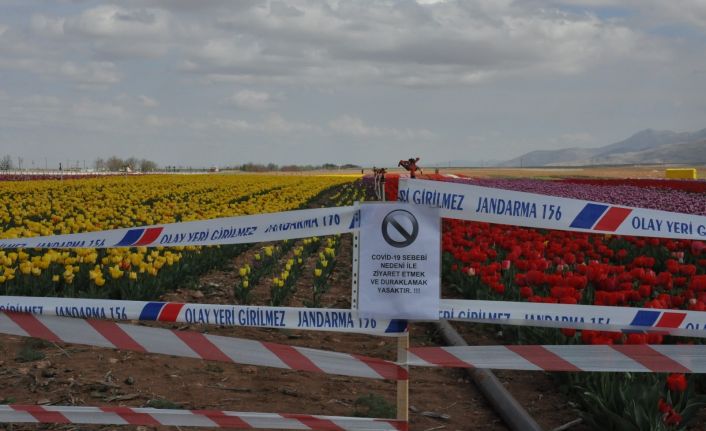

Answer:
[382,174,706,430]
[2,171,706,430]
[0,174,355,301]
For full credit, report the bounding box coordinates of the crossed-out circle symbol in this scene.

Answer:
[381,209,419,248]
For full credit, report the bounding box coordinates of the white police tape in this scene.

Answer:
[0,206,360,249]
[0,296,407,336]
[0,405,407,430]
[0,312,407,381]
[440,299,706,338]
[409,344,706,373]
[399,178,706,240]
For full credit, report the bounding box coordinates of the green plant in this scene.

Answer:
[14,338,49,362]
[573,373,706,431]
[353,393,396,419]
[145,398,183,409]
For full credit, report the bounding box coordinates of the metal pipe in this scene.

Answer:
[436,320,543,431]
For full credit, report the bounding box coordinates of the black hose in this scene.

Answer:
[436,320,543,431]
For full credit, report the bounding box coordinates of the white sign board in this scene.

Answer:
[358,203,440,320]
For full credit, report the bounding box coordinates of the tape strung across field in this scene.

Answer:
[0,312,407,381]
[440,299,706,338]
[5,296,704,338]
[0,296,407,336]
[0,405,407,430]
[409,344,706,373]
[0,206,359,249]
[399,178,706,240]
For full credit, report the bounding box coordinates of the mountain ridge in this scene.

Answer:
[500,128,706,167]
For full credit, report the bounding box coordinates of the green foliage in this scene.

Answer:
[16,338,51,362]
[145,398,183,409]
[572,373,706,431]
[353,393,396,419]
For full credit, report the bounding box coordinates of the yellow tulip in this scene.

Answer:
[109,265,124,279]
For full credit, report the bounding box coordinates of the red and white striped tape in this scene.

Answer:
[0,405,407,430]
[0,312,406,381]
[409,344,706,373]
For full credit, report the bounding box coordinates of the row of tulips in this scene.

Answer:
[0,175,354,300]
[233,179,363,306]
[308,236,341,308]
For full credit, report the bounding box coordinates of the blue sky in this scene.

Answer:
[0,0,705,168]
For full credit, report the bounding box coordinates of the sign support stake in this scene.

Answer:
[351,203,360,310]
[396,332,409,423]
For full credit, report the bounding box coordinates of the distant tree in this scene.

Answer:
[341,163,361,169]
[106,156,124,172]
[139,159,158,172]
[240,163,277,172]
[94,158,106,171]
[0,154,13,170]
[280,165,303,171]
[125,157,139,171]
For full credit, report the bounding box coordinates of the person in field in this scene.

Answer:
[398,157,422,178]
[377,167,387,201]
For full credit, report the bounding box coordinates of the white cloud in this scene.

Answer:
[22,95,62,107]
[67,5,170,38]
[144,114,174,127]
[225,90,280,110]
[31,6,172,59]
[195,113,321,135]
[30,15,65,36]
[329,115,434,140]
[71,99,126,119]
[181,1,642,86]
[59,61,120,85]
[139,95,159,107]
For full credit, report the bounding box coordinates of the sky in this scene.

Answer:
[0,0,705,168]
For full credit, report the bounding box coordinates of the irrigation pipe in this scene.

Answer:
[436,320,543,431]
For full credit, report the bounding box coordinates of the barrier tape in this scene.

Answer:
[409,344,706,373]
[399,178,706,240]
[0,206,360,249]
[9,296,706,338]
[0,312,407,381]
[0,296,407,336]
[0,405,407,430]
[440,299,706,338]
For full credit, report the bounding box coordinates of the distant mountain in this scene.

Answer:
[501,128,706,167]
[572,139,706,166]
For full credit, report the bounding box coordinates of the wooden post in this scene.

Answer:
[396,330,409,423]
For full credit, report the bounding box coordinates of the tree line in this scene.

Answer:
[1,154,360,173]
[94,156,158,172]
[235,162,361,172]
